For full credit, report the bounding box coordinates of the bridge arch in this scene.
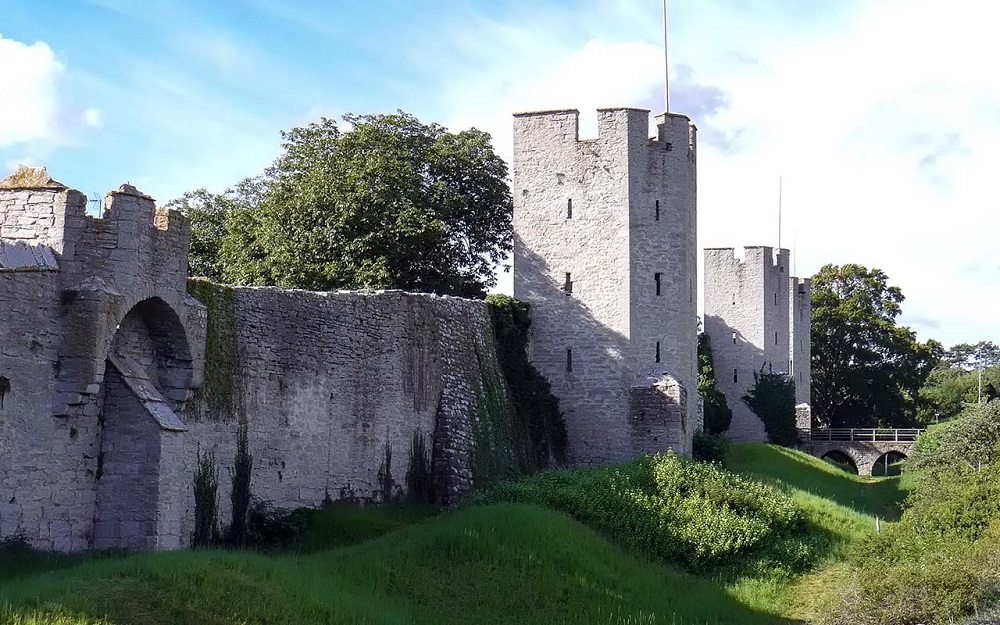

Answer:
[820,449,859,474]
[871,450,907,477]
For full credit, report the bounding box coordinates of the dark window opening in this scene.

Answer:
[775,331,778,345]
[654,273,662,296]
[732,332,737,344]
[733,369,738,384]
[0,375,9,409]
[655,341,661,363]
[655,199,660,221]
[567,198,573,219]
[564,272,573,295]
[566,348,573,372]
[774,292,778,305]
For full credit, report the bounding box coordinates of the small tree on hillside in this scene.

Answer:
[743,367,797,446]
[697,333,732,434]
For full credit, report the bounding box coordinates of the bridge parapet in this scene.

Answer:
[809,428,922,443]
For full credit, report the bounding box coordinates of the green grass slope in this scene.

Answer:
[0,444,911,625]
[1,504,792,625]
[723,443,911,620]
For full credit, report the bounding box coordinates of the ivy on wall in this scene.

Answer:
[485,295,567,473]
[187,279,242,421]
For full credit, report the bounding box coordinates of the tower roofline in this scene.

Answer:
[513,109,580,118]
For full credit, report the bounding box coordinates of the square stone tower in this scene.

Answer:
[512,108,699,464]
[703,246,811,441]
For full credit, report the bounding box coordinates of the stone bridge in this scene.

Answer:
[799,428,922,476]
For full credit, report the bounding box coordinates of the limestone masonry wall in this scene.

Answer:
[512,109,699,464]
[0,167,512,551]
[703,247,811,441]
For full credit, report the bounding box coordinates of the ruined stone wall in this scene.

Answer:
[513,108,698,463]
[703,246,810,442]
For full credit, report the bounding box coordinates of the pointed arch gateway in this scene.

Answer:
[92,297,194,550]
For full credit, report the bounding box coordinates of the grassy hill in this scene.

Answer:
[0,444,910,625]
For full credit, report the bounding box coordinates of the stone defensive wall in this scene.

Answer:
[0,168,516,551]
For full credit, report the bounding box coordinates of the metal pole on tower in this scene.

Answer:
[778,176,783,250]
[663,0,670,113]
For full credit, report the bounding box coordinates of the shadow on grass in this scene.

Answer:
[727,443,910,521]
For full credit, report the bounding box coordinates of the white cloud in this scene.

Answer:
[0,35,64,147]
[441,0,1000,346]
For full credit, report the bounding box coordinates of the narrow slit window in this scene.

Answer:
[655,199,660,221]
[775,331,778,345]
[733,369,738,384]
[564,272,573,295]
[774,292,778,305]
[655,341,661,363]
[732,332,737,344]
[567,198,573,219]
[654,273,662,296]
[566,348,573,372]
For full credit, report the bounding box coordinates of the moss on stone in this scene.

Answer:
[470,307,518,487]
[187,279,242,421]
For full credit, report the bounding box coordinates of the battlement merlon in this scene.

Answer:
[654,112,696,154]
[0,166,86,255]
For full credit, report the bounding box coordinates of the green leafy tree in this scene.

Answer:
[697,332,732,435]
[173,112,513,297]
[742,367,797,446]
[810,264,939,428]
[166,177,266,282]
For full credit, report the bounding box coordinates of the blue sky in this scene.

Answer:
[1,0,998,348]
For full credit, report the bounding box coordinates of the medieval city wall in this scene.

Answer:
[176,284,510,541]
[0,172,516,551]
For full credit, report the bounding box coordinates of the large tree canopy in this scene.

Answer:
[811,263,939,428]
[168,112,513,297]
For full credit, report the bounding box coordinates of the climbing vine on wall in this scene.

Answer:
[187,279,242,421]
[486,295,567,472]
[471,311,519,486]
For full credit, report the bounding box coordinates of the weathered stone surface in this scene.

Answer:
[0,173,513,551]
[512,108,699,463]
[0,166,66,190]
[703,247,811,441]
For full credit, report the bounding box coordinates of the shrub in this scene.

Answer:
[823,401,1000,624]
[692,429,728,464]
[698,333,733,434]
[743,367,797,446]
[468,452,804,570]
[192,449,220,547]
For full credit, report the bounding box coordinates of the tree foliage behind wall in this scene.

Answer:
[742,368,797,447]
[486,294,567,471]
[810,263,939,428]
[168,112,513,298]
[697,332,732,435]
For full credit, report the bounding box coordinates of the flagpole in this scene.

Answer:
[662,0,669,113]
[778,175,783,250]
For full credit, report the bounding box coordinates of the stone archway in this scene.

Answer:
[872,451,907,477]
[821,449,859,475]
[92,298,193,550]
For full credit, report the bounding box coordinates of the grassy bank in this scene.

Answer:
[0,444,909,625]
